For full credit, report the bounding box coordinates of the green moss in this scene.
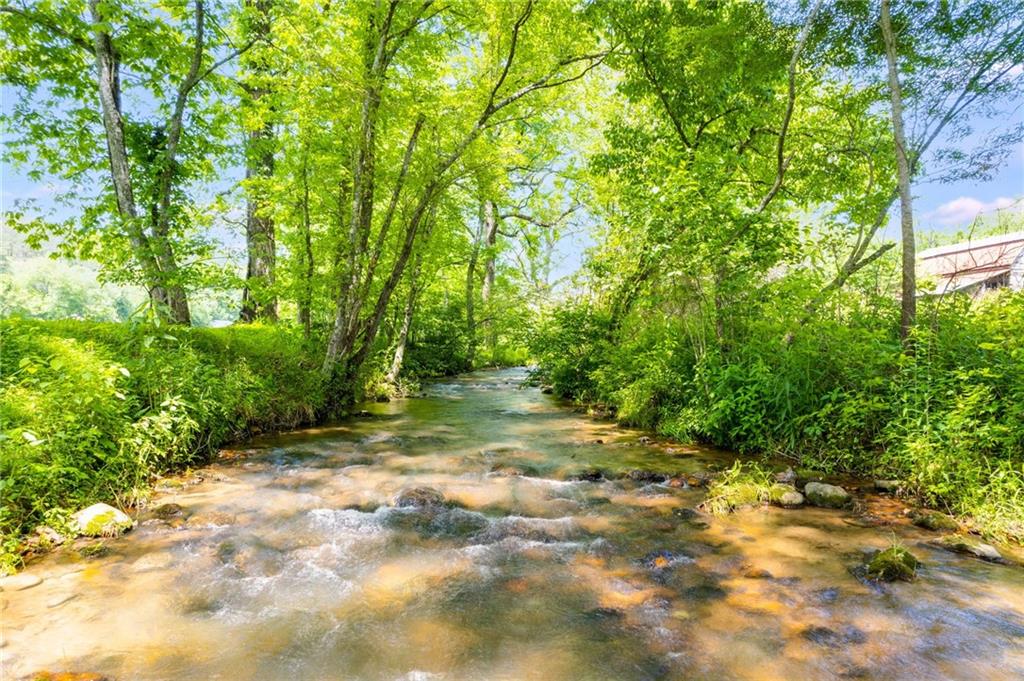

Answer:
[866,546,919,582]
[912,510,958,531]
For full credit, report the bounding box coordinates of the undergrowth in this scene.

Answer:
[0,318,325,573]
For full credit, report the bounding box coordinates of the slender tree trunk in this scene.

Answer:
[881,0,916,341]
[480,199,498,353]
[323,3,395,376]
[465,208,483,369]
[386,254,423,384]
[89,0,190,324]
[297,151,315,337]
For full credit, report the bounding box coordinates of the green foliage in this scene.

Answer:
[699,461,776,516]
[534,291,1024,541]
[529,303,612,402]
[0,319,324,567]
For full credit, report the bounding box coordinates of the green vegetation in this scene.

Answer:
[699,462,777,516]
[0,319,323,570]
[532,285,1024,541]
[866,541,920,582]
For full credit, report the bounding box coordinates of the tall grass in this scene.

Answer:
[0,319,325,571]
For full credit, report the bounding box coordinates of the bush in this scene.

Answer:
[533,292,1024,542]
[0,319,324,570]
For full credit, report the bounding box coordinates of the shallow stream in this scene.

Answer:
[3,369,1023,680]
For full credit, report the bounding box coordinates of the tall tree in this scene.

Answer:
[2,1,248,324]
[239,0,278,322]
[318,0,607,393]
[880,0,916,339]
[817,0,1024,335]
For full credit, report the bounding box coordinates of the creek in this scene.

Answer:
[3,368,1023,680]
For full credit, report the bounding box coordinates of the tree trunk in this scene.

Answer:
[386,254,423,384]
[480,199,498,353]
[881,0,916,341]
[239,0,277,322]
[465,208,484,369]
[297,151,315,338]
[322,3,396,377]
[89,0,190,324]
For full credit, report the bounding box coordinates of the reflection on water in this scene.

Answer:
[3,369,1023,680]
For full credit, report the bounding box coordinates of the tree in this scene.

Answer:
[819,0,1024,338]
[2,1,249,324]
[316,0,607,392]
[239,0,278,322]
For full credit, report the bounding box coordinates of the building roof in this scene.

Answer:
[919,230,1024,295]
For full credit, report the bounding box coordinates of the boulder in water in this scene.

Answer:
[570,468,605,482]
[933,535,1004,563]
[393,486,446,508]
[625,469,667,483]
[768,483,804,507]
[874,479,901,493]
[149,503,187,521]
[72,503,133,537]
[804,482,851,509]
[866,546,919,581]
[911,510,957,531]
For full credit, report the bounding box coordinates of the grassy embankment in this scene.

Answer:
[530,292,1024,542]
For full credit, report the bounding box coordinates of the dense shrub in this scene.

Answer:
[0,319,324,569]
[531,292,1024,541]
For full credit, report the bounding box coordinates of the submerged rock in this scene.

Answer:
[801,624,867,648]
[625,469,668,483]
[804,482,851,509]
[866,546,919,581]
[0,572,42,591]
[911,510,957,531]
[742,566,773,579]
[393,486,446,508]
[570,468,605,482]
[933,535,1004,562]
[72,503,133,537]
[149,503,187,520]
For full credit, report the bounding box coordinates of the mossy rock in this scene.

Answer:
[78,541,110,559]
[768,483,804,507]
[933,535,1004,562]
[804,482,852,509]
[71,503,133,537]
[866,546,919,582]
[911,510,957,531]
[393,486,446,508]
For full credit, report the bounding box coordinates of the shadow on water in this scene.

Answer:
[3,368,1023,680]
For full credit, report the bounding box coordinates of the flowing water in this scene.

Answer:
[3,369,1023,680]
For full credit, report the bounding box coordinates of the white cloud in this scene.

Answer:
[925,195,1021,226]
